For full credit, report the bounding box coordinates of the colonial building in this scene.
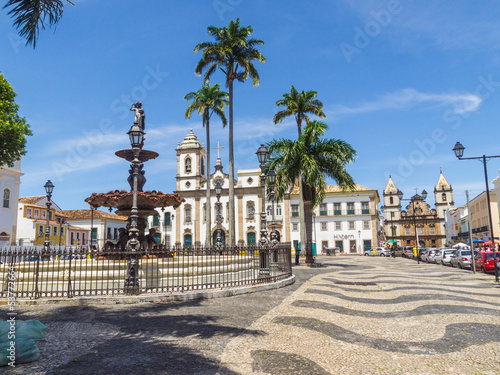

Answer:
[147,129,381,253]
[17,196,67,246]
[0,161,23,246]
[60,209,127,248]
[289,185,380,254]
[170,129,281,248]
[466,190,499,242]
[382,171,454,248]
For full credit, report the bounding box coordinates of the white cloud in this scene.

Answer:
[328,88,482,118]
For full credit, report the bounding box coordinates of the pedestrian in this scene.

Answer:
[295,243,300,265]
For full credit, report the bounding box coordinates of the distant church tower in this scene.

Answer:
[175,129,207,192]
[434,170,454,218]
[383,175,401,238]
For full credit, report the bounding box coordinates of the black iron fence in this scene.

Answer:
[0,243,292,299]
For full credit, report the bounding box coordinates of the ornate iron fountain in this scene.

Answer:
[85,102,184,294]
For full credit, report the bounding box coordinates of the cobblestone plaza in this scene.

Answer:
[7,256,500,374]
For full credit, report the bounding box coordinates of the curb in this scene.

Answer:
[0,275,296,306]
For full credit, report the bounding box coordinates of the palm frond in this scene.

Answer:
[4,0,74,48]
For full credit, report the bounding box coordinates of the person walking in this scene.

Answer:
[295,243,300,265]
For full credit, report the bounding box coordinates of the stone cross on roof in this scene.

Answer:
[214,142,224,159]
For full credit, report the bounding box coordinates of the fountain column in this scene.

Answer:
[124,121,145,295]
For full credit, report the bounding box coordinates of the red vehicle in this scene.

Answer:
[474,251,500,274]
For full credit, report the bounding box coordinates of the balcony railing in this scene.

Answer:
[331,209,376,216]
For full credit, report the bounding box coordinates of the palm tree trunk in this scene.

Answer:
[297,118,308,262]
[298,177,307,260]
[205,118,212,246]
[304,199,314,263]
[228,78,235,246]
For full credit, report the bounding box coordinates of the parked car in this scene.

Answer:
[390,246,405,257]
[402,246,416,258]
[423,249,438,263]
[474,251,500,274]
[433,249,456,265]
[449,250,474,269]
[364,247,391,257]
[417,249,428,261]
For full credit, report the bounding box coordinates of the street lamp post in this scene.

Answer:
[124,122,145,294]
[453,142,499,282]
[268,169,278,246]
[256,145,270,245]
[397,189,428,265]
[214,180,223,248]
[358,229,361,253]
[256,144,270,274]
[43,180,54,260]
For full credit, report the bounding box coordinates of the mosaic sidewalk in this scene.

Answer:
[221,257,500,374]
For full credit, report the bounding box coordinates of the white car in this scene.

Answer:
[433,249,456,265]
[363,247,391,257]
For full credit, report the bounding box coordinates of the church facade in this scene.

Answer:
[382,171,454,248]
[147,130,381,253]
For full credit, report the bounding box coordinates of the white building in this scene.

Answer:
[289,185,381,254]
[60,209,127,249]
[0,161,23,245]
[167,129,283,247]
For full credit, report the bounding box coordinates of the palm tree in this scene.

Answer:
[273,86,325,260]
[3,0,74,48]
[268,120,356,263]
[194,18,266,246]
[184,83,229,246]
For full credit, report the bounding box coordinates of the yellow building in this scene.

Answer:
[17,196,68,246]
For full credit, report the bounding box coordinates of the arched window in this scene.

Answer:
[3,189,10,208]
[389,196,394,205]
[276,205,282,216]
[185,157,192,173]
[185,205,192,223]
[442,193,447,202]
[267,205,272,216]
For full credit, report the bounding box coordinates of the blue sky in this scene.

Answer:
[1,0,500,211]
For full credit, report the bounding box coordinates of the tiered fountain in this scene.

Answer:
[85,102,184,293]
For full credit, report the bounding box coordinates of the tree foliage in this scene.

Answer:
[3,0,74,48]
[273,85,326,136]
[0,72,32,167]
[268,120,356,262]
[194,18,266,245]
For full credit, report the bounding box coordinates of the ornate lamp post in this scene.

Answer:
[256,144,270,245]
[453,142,499,282]
[256,144,271,274]
[267,169,278,246]
[214,180,223,248]
[43,180,54,260]
[397,189,427,265]
[124,122,145,294]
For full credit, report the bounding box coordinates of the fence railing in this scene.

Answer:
[0,243,292,299]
